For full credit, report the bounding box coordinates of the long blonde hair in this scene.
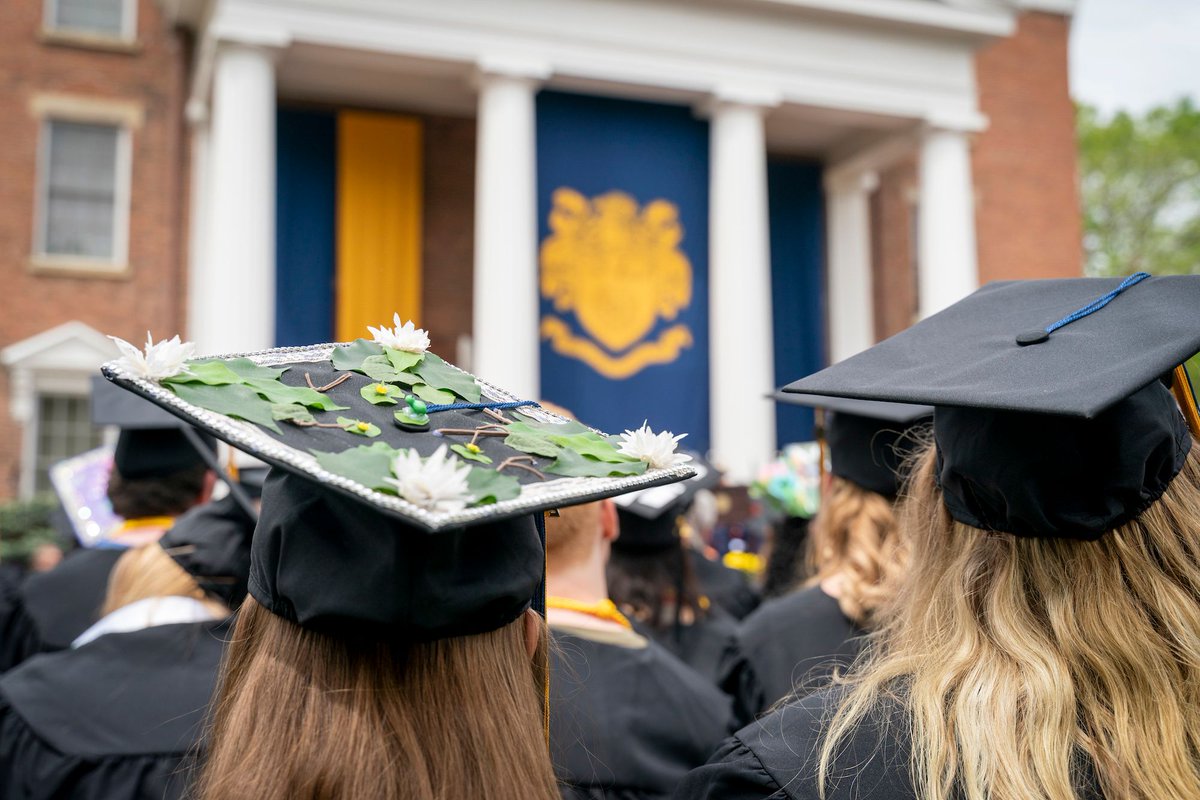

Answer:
[805,475,907,625]
[820,443,1200,800]
[195,598,559,800]
[102,544,228,617]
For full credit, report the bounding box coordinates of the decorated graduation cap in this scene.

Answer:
[91,375,216,479]
[772,392,932,498]
[159,494,254,608]
[612,451,720,550]
[783,274,1200,540]
[101,319,694,637]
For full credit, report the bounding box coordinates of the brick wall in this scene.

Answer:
[972,10,1083,282]
[420,115,476,364]
[0,0,189,497]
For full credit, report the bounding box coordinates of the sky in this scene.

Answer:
[1070,0,1200,115]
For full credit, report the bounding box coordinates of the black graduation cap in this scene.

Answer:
[101,329,695,635]
[91,375,215,480]
[771,392,932,497]
[611,451,720,550]
[783,274,1200,540]
[159,494,254,608]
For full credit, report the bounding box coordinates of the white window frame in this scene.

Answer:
[43,0,138,43]
[29,94,141,276]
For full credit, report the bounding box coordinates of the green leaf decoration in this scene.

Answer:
[411,383,455,405]
[511,410,592,435]
[168,382,281,433]
[412,353,481,403]
[202,357,286,382]
[311,442,400,491]
[467,467,521,505]
[331,338,384,372]
[271,403,316,425]
[361,382,403,405]
[360,355,420,385]
[337,416,382,438]
[547,432,634,463]
[544,448,648,478]
[383,347,424,373]
[451,443,493,464]
[243,378,349,411]
[503,426,562,459]
[164,360,242,386]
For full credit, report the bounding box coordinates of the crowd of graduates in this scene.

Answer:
[1,274,1200,799]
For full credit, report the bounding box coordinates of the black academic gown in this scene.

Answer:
[675,688,1106,800]
[0,548,123,672]
[635,605,740,688]
[0,619,229,800]
[722,586,863,724]
[551,624,737,800]
[689,550,760,620]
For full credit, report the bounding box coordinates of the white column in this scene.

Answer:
[185,104,211,346]
[824,170,878,363]
[708,93,776,483]
[472,59,548,399]
[917,127,978,318]
[198,43,277,355]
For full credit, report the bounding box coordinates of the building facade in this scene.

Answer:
[0,0,1081,498]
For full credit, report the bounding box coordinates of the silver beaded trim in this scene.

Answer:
[102,343,697,532]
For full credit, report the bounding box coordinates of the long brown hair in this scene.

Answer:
[805,476,907,625]
[102,543,228,617]
[195,598,559,800]
[821,443,1200,800]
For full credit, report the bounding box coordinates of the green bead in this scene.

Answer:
[408,397,428,414]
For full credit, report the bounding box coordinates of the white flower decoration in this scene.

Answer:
[386,445,472,513]
[109,332,196,380]
[367,314,430,354]
[617,421,693,470]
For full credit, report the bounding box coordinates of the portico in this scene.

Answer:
[167,0,1014,481]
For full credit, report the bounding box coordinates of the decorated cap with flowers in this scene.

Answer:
[101,320,694,638]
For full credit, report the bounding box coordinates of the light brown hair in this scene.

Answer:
[805,475,907,625]
[821,442,1200,800]
[546,502,603,567]
[102,543,228,617]
[195,598,559,800]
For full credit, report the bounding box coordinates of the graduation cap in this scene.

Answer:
[772,392,932,497]
[782,274,1200,540]
[91,375,216,480]
[101,324,694,636]
[611,451,720,550]
[159,494,254,608]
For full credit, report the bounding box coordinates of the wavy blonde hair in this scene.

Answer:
[102,543,228,618]
[805,475,907,625]
[820,442,1200,800]
[195,598,558,800]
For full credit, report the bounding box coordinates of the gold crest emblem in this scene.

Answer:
[539,188,694,379]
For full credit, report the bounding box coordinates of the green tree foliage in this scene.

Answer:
[1078,98,1200,277]
[0,496,63,565]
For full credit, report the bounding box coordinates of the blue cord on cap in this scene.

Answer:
[1017,272,1152,346]
[425,400,541,413]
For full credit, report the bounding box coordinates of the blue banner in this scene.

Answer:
[276,108,336,346]
[536,92,710,450]
[768,159,826,446]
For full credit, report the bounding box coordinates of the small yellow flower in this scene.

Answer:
[374,384,389,395]
[466,443,482,454]
[356,422,370,432]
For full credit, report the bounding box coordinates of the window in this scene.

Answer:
[33,394,104,494]
[45,0,135,40]
[35,119,131,269]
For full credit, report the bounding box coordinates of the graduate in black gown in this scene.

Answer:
[547,500,736,799]
[722,398,930,721]
[0,380,216,671]
[0,492,253,800]
[678,275,1200,800]
[88,324,697,799]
